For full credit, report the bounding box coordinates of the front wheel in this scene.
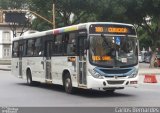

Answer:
[64,73,73,94]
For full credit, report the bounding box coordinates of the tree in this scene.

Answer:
[122,0,160,67]
[29,0,99,30]
[0,0,32,37]
[94,0,126,22]
[28,0,53,30]
[138,27,152,51]
[2,0,160,48]
[121,0,160,50]
[92,0,160,67]
[0,0,29,9]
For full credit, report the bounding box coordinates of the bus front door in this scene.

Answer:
[78,37,87,85]
[44,41,52,81]
[18,44,23,78]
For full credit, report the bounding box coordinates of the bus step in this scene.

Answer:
[78,84,87,88]
[45,79,52,84]
[18,76,22,78]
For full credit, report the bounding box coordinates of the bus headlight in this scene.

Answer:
[88,69,104,79]
[129,69,138,78]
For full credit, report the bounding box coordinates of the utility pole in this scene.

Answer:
[0,10,3,23]
[53,3,56,29]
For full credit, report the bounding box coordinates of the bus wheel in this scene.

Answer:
[64,73,73,94]
[27,70,33,85]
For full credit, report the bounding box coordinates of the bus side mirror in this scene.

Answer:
[84,39,89,49]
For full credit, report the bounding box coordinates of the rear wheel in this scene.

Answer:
[63,73,73,94]
[26,70,33,85]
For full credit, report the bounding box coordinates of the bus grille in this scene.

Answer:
[107,80,124,85]
[105,76,126,78]
[100,69,131,74]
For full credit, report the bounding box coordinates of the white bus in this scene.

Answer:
[12,22,139,93]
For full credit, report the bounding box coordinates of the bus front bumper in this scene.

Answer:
[87,75,139,89]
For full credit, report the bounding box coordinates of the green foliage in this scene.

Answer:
[138,27,153,51]
[1,0,160,50]
[0,0,29,9]
[28,0,100,30]
[95,0,126,22]
[28,0,53,30]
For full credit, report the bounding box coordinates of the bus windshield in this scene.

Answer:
[89,35,138,67]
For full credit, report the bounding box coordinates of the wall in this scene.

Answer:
[0,30,3,58]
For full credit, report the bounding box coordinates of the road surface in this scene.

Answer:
[0,70,160,107]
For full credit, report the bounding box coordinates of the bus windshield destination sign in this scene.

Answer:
[89,24,136,35]
[95,27,128,33]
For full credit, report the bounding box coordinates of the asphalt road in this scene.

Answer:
[0,70,160,107]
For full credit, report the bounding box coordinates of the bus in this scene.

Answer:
[12,22,139,93]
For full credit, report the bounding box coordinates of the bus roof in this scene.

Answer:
[12,22,135,41]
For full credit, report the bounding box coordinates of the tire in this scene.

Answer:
[63,73,73,94]
[26,70,33,85]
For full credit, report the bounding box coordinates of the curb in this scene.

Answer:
[139,73,160,76]
[0,68,11,71]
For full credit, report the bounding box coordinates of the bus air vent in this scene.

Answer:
[107,80,124,85]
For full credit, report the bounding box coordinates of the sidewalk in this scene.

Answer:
[139,68,160,84]
[139,68,160,75]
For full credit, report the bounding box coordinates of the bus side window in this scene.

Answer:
[26,39,35,56]
[52,34,64,55]
[66,32,76,55]
[22,40,27,56]
[34,38,42,56]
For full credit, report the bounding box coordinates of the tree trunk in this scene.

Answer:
[149,52,156,68]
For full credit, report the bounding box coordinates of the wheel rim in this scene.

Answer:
[27,71,32,84]
[65,78,72,93]
[27,76,31,84]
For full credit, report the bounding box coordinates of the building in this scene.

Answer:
[0,23,22,64]
[0,23,12,64]
[0,10,53,65]
[0,10,30,64]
